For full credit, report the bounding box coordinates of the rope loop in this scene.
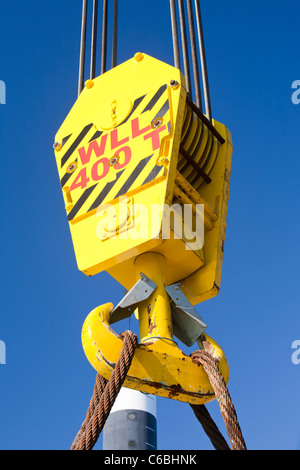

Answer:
[190,348,247,450]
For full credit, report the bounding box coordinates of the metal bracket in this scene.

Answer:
[110,273,157,324]
[111,276,206,347]
[166,282,207,347]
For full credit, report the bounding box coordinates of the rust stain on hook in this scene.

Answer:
[148,317,157,334]
[96,348,116,369]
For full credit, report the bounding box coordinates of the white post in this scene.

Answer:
[103,388,157,450]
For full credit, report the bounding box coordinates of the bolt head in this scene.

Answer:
[109,156,119,166]
[67,162,77,173]
[156,156,168,166]
[134,52,144,62]
[53,142,61,150]
[152,119,163,129]
[85,79,94,89]
[170,79,179,89]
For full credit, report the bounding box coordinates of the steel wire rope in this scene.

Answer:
[190,348,247,450]
[71,330,138,450]
[186,0,202,111]
[112,0,118,68]
[90,0,99,79]
[78,0,88,96]
[190,403,231,450]
[194,0,212,121]
[101,0,108,74]
[178,0,192,97]
[170,0,181,70]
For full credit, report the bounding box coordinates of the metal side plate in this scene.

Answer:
[110,273,156,324]
[166,283,207,347]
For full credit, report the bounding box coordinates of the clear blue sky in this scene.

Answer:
[0,0,300,450]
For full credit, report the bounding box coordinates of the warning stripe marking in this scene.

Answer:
[61,134,72,148]
[61,123,94,168]
[60,158,78,187]
[59,88,170,187]
[67,159,164,222]
[141,85,167,114]
[152,99,170,124]
[86,96,147,144]
[88,170,125,212]
[120,94,147,126]
[60,85,168,172]
[114,154,153,199]
[59,84,170,222]
[67,155,155,221]
[89,130,103,143]
[67,184,98,221]
[142,165,164,185]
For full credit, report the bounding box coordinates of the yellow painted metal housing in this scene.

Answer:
[54,53,233,307]
[54,53,233,403]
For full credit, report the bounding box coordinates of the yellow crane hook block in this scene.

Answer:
[54,53,233,403]
[53,53,233,307]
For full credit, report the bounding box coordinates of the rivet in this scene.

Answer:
[134,52,144,62]
[156,156,168,166]
[170,79,179,89]
[85,79,94,89]
[152,119,163,129]
[109,156,119,166]
[67,162,77,173]
[53,142,61,151]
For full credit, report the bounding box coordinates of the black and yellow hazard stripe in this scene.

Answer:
[60,158,78,188]
[67,155,165,222]
[57,84,171,222]
[141,84,166,114]
[59,84,168,176]
[60,123,94,168]
[59,84,169,184]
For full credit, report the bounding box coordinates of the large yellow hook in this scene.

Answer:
[81,253,229,405]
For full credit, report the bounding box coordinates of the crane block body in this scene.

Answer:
[54,53,233,306]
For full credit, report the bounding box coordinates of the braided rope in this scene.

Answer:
[190,403,230,450]
[190,349,247,450]
[71,330,138,450]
